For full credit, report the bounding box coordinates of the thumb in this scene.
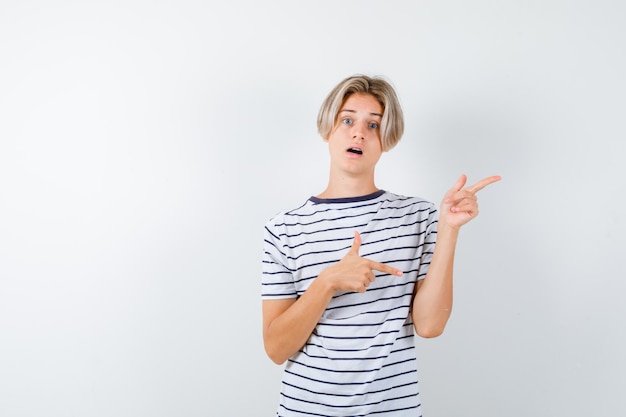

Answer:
[348,231,362,255]
[452,173,468,192]
[444,174,467,202]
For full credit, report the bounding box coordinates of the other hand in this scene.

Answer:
[323,231,403,293]
[439,174,501,230]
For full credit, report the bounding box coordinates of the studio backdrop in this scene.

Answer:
[0,1,624,416]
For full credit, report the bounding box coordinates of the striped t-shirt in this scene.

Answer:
[262,190,438,416]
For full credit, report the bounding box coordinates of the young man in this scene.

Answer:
[261,74,500,416]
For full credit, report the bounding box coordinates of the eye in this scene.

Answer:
[342,118,353,125]
[369,122,379,129]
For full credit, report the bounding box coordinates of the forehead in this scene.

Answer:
[340,93,383,116]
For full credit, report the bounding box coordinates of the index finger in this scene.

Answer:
[466,175,501,194]
[367,260,403,277]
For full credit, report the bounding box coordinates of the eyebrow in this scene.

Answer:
[339,109,383,118]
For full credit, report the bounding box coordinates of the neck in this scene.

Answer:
[316,171,378,199]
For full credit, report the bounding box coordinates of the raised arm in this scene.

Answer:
[262,232,403,364]
[412,174,501,338]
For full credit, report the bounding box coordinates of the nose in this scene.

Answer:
[351,122,366,141]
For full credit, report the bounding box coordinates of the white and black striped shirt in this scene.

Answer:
[262,190,438,416]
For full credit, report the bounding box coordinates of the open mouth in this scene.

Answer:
[347,147,363,155]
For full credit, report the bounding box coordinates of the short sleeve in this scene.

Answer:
[261,219,298,299]
[416,203,439,281]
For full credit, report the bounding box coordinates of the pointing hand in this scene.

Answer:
[324,231,403,293]
[439,174,501,230]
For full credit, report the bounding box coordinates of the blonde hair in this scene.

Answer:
[317,74,404,151]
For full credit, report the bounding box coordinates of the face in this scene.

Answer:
[324,93,384,178]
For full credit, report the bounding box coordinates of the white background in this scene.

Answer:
[1,1,624,416]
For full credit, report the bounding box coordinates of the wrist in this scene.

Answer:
[315,268,339,295]
[437,220,461,235]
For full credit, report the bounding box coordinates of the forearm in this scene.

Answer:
[412,224,458,337]
[264,273,336,364]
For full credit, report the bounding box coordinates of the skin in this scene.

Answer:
[262,92,501,364]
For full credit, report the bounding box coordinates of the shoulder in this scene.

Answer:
[264,198,314,230]
[381,191,437,211]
